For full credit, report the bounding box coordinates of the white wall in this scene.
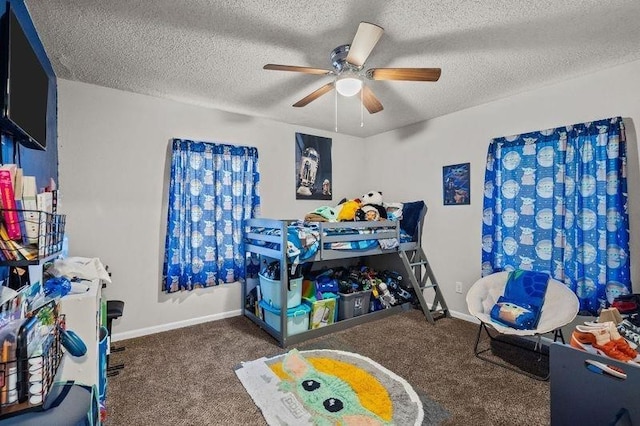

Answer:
[57,80,366,339]
[365,59,640,316]
[59,59,640,339]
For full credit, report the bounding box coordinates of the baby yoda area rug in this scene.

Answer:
[235,348,446,425]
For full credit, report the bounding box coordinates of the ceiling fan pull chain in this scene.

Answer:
[335,86,338,132]
[361,87,364,127]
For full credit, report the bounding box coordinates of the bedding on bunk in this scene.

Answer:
[250,223,321,266]
[250,221,409,260]
[321,225,402,251]
[248,200,425,263]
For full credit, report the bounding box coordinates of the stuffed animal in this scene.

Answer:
[304,206,338,222]
[355,191,387,221]
[336,198,361,221]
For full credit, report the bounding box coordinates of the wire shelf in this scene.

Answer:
[0,209,66,264]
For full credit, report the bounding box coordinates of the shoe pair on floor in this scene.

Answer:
[570,321,638,362]
[627,313,640,328]
[618,320,640,346]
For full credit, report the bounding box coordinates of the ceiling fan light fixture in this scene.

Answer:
[335,75,362,97]
[266,21,439,116]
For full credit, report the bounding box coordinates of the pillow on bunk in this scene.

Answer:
[384,202,404,221]
[400,200,426,241]
[489,269,550,330]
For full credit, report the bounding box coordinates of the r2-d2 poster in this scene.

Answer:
[295,132,332,200]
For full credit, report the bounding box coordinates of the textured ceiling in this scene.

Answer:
[24,0,640,137]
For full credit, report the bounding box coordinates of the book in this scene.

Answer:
[0,224,17,260]
[0,164,17,187]
[14,199,29,246]
[7,240,37,261]
[0,223,37,260]
[36,191,53,214]
[13,168,23,201]
[21,176,39,245]
[0,168,21,240]
[50,189,58,214]
[36,192,53,257]
[0,238,15,261]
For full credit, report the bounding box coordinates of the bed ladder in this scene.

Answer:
[399,247,450,324]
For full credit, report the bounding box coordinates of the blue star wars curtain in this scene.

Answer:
[481,117,630,315]
[163,139,260,292]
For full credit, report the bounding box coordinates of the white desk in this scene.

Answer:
[56,279,102,387]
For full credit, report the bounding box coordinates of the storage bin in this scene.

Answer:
[0,309,63,420]
[259,274,303,309]
[259,301,310,336]
[338,290,372,320]
[303,294,339,329]
[97,327,108,402]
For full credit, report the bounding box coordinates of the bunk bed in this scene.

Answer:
[243,201,450,347]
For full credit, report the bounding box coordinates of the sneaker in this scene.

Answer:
[620,319,640,335]
[628,313,640,327]
[570,326,634,362]
[583,321,638,359]
[618,324,640,346]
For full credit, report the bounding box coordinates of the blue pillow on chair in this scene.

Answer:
[490,270,550,330]
[490,296,540,330]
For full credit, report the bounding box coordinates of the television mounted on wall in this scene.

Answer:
[0,2,48,151]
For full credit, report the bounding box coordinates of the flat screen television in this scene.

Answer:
[0,2,48,151]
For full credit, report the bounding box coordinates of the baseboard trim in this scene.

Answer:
[113,307,480,342]
[111,309,243,342]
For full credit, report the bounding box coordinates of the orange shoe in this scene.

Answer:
[583,321,638,359]
[570,326,633,362]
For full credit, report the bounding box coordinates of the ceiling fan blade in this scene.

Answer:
[293,82,335,107]
[367,68,442,81]
[345,22,384,67]
[361,85,383,114]
[264,64,332,75]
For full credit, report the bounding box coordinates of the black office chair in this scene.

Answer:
[106,300,125,377]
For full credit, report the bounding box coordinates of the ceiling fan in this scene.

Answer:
[264,22,441,114]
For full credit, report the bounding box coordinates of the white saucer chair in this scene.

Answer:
[466,271,580,380]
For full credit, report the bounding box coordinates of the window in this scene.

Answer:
[163,139,260,292]
[481,117,630,315]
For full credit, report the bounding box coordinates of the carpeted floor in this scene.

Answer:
[106,309,550,425]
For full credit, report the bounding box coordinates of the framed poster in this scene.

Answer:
[443,162,470,205]
[295,132,332,200]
